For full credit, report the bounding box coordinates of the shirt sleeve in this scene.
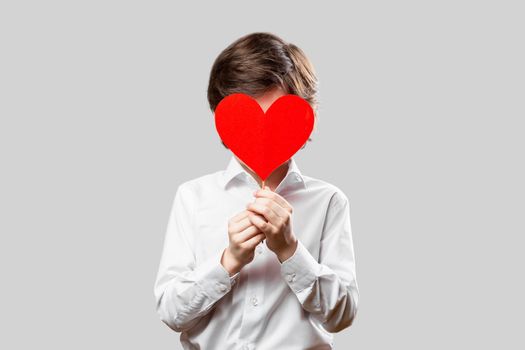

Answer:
[154,182,240,332]
[279,190,359,333]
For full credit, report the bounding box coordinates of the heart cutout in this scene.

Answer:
[214,93,314,181]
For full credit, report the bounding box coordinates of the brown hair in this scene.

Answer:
[207,32,319,148]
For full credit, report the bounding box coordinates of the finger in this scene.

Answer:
[229,215,252,233]
[230,210,250,223]
[254,197,289,219]
[235,224,262,243]
[246,201,280,225]
[248,212,266,223]
[242,233,266,250]
[253,188,292,212]
[248,212,277,235]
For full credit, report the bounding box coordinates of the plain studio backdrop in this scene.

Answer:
[1,1,523,349]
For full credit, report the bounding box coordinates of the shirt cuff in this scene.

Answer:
[195,249,239,300]
[229,271,240,286]
[280,240,320,293]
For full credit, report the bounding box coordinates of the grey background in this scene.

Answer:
[1,1,523,349]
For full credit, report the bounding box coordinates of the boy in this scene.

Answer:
[154,32,358,350]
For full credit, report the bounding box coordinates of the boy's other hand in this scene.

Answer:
[246,186,298,263]
[221,209,266,276]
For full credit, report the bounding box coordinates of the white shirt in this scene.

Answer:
[154,155,359,350]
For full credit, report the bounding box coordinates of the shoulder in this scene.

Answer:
[302,174,350,208]
[175,170,223,199]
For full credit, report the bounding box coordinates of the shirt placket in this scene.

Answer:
[237,175,267,350]
[237,241,267,349]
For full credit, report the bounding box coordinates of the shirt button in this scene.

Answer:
[287,273,296,282]
[255,245,262,255]
[217,283,227,293]
[251,296,258,306]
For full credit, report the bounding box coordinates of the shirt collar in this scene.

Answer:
[220,154,306,190]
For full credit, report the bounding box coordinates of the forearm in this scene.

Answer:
[280,240,359,332]
[156,249,240,332]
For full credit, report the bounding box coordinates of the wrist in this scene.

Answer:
[277,238,298,263]
[221,248,243,276]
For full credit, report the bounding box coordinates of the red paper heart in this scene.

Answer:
[214,93,314,181]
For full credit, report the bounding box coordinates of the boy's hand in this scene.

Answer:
[221,209,266,276]
[246,186,298,263]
